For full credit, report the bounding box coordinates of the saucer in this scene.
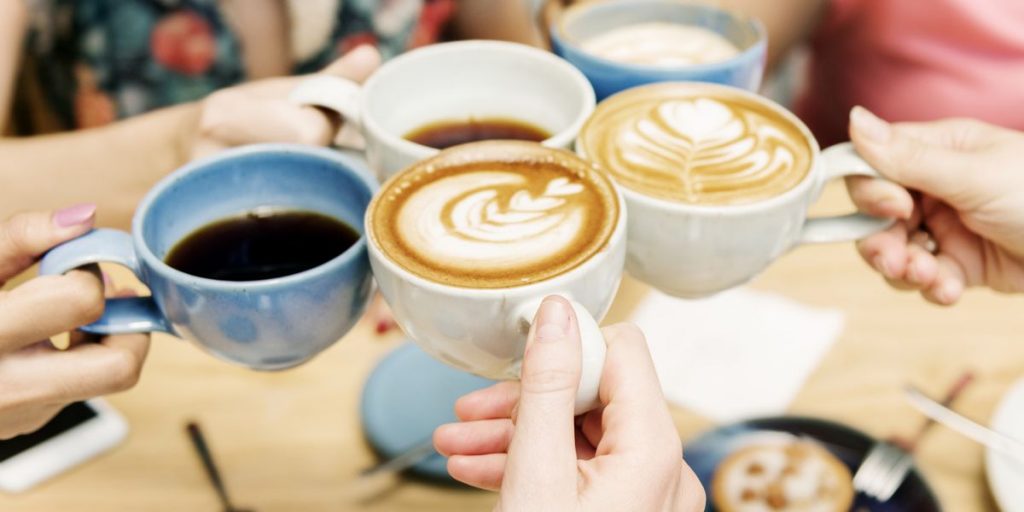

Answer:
[685,416,941,511]
[987,378,1024,512]
[360,341,495,480]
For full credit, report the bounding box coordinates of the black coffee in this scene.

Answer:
[165,209,359,281]
[405,118,551,150]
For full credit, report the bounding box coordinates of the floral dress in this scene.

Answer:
[19,0,455,131]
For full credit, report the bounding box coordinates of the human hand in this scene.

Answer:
[845,107,1024,304]
[0,206,150,439]
[189,45,381,158]
[433,296,705,512]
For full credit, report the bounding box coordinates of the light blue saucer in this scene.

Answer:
[360,341,495,480]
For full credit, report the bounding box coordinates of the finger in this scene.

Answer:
[0,404,62,440]
[596,323,679,454]
[857,221,910,280]
[454,381,520,421]
[0,269,104,354]
[921,203,988,288]
[503,296,581,502]
[3,332,149,405]
[447,454,506,491]
[849,107,985,209]
[904,244,940,289]
[922,253,967,305]
[845,175,914,220]
[434,419,514,457]
[198,94,337,148]
[0,205,96,282]
[320,45,382,83]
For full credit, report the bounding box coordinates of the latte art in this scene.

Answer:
[370,142,619,288]
[580,22,740,67]
[579,83,812,205]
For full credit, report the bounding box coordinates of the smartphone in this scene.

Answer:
[0,400,127,493]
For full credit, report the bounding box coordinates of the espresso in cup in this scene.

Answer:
[404,117,552,150]
[580,22,740,67]
[577,82,894,298]
[370,141,619,288]
[367,141,626,412]
[578,83,812,206]
[165,209,359,281]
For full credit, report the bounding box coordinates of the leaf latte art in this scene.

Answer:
[370,142,619,288]
[580,84,813,205]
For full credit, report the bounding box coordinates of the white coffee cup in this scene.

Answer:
[365,150,628,414]
[289,40,597,181]
[577,84,895,298]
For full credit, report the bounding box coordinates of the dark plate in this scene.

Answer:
[685,416,941,511]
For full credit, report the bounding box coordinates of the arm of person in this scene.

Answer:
[0,0,29,134]
[0,105,199,228]
[451,0,545,46]
[0,46,381,229]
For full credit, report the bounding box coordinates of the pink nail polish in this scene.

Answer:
[54,203,97,228]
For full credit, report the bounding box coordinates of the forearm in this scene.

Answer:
[452,0,544,46]
[0,103,199,229]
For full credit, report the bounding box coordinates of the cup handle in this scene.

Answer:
[288,75,366,150]
[39,229,173,335]
[516,297,607,415]
[799,142,897,245]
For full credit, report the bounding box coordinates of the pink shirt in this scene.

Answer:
[797,0,1024,146]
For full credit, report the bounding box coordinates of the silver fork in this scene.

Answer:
[853,372,974,502]
[852,441,914,501]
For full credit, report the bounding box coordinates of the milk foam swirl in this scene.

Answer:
[370,142,619,288]
[580,84,812,205]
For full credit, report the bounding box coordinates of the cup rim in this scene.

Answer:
[554,0,767,75]
[577,81,824,216]
[131,143,378,291]
[359,40,597,158]
[364,143,628,297]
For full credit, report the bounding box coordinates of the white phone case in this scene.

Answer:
[0,399,128,493]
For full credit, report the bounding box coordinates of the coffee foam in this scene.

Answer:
[370,141,619,288]
[579,83,813,205]
[580,22,740,67]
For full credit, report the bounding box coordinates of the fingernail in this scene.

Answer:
[873,256,893,278]
[54,203,97,228]
[851,106,891,145]
[534,297,570,342]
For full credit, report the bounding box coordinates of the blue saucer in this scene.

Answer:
[686,416,941,511]
[360,342,495,480]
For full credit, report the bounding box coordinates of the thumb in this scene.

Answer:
[0,205,96,282]
[321,45,381,83]
[849,107,984,209]
[503,296,580,505]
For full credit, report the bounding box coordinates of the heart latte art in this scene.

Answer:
[370,142,619,288]
[579,83,813,205]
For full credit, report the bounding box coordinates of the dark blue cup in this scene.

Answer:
[40,144,377,370]
[550,0,766,100]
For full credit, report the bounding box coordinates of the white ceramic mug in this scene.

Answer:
[365,175,628,414]
[289,40,597,181]
[577,86,895,298]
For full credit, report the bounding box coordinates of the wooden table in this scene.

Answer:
[3,182,1021,511]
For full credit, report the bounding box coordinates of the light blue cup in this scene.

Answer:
[39,144,377,370]
[549,0,767,100]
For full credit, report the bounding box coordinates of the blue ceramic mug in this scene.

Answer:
[549,0,766,100]
[39,144,377,370]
